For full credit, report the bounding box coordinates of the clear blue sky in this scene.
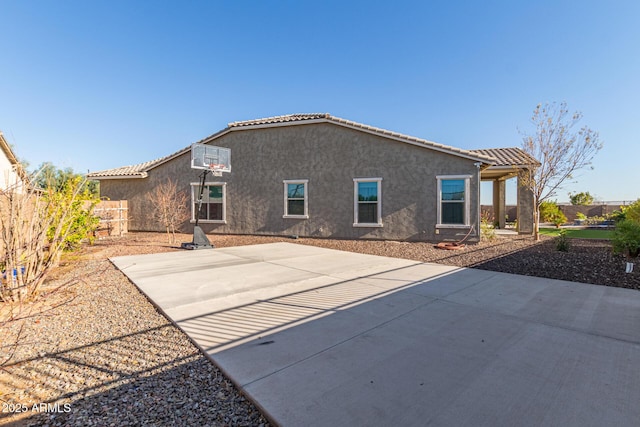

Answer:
[2,0,638,203]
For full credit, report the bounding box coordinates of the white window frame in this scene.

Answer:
[436,175,471,228]
[283,179,309,219]
[353,177,383,227]
[190,181,227,224]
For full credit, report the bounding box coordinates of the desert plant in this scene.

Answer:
[539,201,567,228]
[612,220,640,258]
[555,230,570,252]
[146,179,189,244]
[480,213,496,241]
[0,173,96,302]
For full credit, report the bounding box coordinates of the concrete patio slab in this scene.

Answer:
[111,242,640,427]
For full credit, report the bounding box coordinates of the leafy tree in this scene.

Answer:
[32,162,99,197]
[519,102,602,240]
[569,191,594,205]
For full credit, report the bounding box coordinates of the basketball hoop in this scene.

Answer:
[181,143,231,250]
[191,144,231,173]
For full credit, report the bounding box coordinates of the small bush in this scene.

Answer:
[575,212,587,220]
[622,199,640,224]
[555,230,570,252]
[481,214,496,241]
[0,170,98,302]
[45,176,100,250]
[612,220,640,258]
[540,201,567,227]
[611,209,626,223]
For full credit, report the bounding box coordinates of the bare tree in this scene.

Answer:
[520,102,603,240]
[146,179,189,244]
[0,173,91,302]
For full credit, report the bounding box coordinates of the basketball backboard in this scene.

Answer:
[191,143,231,174]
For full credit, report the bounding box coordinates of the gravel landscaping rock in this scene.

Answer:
[1,232,637,426]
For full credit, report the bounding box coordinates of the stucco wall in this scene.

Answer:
[0,152,21,190]
[100,122,482,242]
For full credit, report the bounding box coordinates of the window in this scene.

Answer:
[191,182,226,223]
[283,180,309,218]
[437,175,471,227]
[353,178,382,227]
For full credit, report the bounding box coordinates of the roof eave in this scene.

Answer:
[88,172,148,180]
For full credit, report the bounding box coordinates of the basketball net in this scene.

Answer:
[209,164,224,177]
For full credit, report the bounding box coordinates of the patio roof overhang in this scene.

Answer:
[480,165,522,181]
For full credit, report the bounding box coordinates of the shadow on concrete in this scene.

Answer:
[0,323,267,426]
[175,263,461,354]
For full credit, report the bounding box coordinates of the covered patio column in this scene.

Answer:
[516,172,534,235]
[492,179,506,229]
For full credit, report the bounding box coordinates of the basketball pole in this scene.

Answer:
[194,169,208,228]
[181,168,214,250]
[182,142,229,250]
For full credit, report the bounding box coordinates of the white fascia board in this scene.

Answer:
[89,173,148,180]
[227,119,328,131]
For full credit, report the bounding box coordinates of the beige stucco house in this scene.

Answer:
[0,131,28,192]
[88,113,537,242]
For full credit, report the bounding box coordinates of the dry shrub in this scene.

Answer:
[145,179,189,244]
[0,177,91,303]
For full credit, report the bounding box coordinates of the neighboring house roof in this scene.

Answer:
[88,114,534,179]
[0,132,18,164]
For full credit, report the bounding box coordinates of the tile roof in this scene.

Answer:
[88,114,538,179]
[228,113,331,128]
[470,147,540,167]
[88,149,187,178]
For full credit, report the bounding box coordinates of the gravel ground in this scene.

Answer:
[1,232,638,426]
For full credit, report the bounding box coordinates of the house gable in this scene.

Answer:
[88,113,496,180]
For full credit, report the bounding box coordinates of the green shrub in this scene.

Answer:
[555,230,570,252]
[583,214,608,225]
[612,220,640,258]
[611,209,626,223]
[540,201,567,227]
[622,199,640,224]
[481,214,496,241]
[45,176,100,251]
[575,212,587,220]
